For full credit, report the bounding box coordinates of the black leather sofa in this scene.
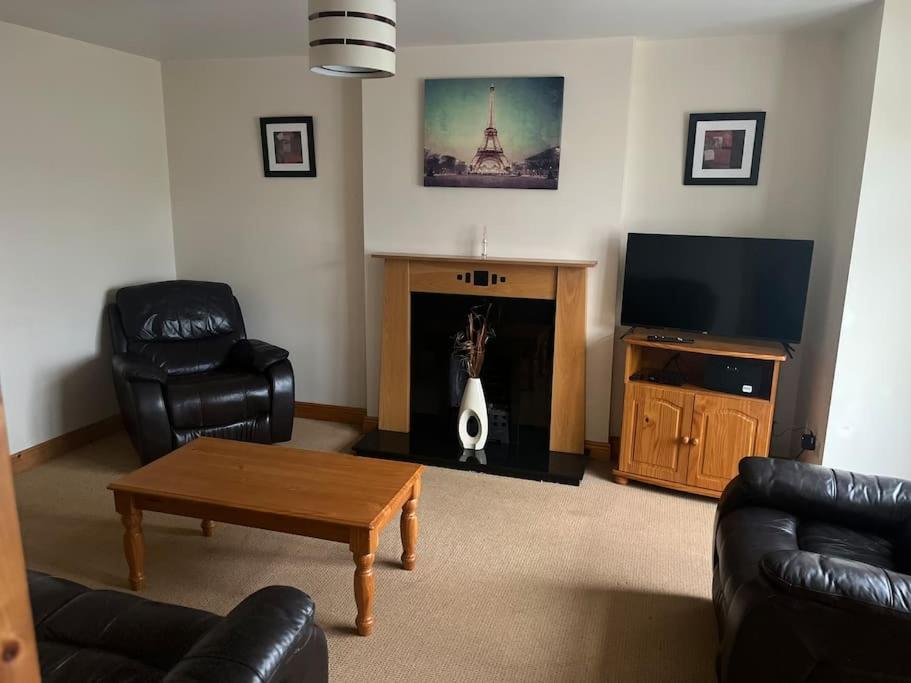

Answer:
[28,570,328,682]
[107,281,294,463]
[714,457,911,682]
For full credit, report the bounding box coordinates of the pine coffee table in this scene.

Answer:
[108,437,424,636]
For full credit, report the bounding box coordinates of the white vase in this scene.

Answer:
[458,377,489,450]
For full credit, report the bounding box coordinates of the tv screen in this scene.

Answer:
[620,234,814,343]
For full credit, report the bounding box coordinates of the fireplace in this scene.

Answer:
[353,253,596,484]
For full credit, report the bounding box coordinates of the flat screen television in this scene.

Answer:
[620,233,814,343]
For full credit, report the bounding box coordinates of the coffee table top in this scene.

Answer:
[108,437,424,529]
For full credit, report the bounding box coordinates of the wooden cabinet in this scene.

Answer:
[614,334,785,498]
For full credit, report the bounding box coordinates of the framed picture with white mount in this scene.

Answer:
[260,116,316,177]
[684,111,765,186]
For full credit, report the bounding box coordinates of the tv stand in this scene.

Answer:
[614,332,787,498]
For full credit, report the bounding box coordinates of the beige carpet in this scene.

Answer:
[13,419,718,682]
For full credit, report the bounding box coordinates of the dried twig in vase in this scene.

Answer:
[453,304,495,378]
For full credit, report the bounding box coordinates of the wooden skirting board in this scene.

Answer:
[9,402,608,474]
[12,403,367,475]
[585,440,612,463]
[11,415,123,474]
[294,402,367,427]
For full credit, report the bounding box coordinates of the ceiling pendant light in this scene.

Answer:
[308,0,396,78]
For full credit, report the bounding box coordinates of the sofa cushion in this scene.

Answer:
[28,571,87,628]
[112,281,247,376]
[716,506,902,618]
[165,371,271,429]
[129,335,241,377]
[28,571,219,677]
[38,641,164,683]
[116,281,241,342]
[760,550,911,617]
[173,416,272,449]
[799,520,897,571]
[728,456,911,534]
[38,590,219,671]
[27,571,328,683]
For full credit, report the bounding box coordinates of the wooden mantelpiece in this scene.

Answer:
[374,253,596,455]
[373,252,599,269]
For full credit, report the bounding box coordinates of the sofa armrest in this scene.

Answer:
[164,586,321,683]
[761,549,911,618]
[265,359,294,443]
[229,340,290,372]
[112,353,167,384]
[717,457,911,531]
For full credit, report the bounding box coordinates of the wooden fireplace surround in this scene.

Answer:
[374,252,597,455]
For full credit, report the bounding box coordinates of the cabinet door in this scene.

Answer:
[619,384,693,484]
[687,395,771,491]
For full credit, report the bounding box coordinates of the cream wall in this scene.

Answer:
[794,2,882,461]
[823,0,911,478]
[0,22,175,454]
[361,39,636,442]
[621,34,838,238]
[162,58,366,408]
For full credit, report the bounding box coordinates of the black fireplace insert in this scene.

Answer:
[354,292,587,485]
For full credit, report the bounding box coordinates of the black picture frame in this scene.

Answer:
[684,111,765,186]
[260,116,317,177]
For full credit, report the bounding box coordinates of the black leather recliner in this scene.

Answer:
[714,457,911,682]
[107,281,294,463]
[28,570,328,682]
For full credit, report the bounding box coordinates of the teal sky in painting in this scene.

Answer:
[424,77,564,163]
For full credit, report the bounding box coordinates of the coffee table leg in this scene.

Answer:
[400,479,421,570]
[114,492,145,591]
[201,519,215,537]
[350,529,378,636]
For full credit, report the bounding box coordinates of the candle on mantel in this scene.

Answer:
[481,225,488,259]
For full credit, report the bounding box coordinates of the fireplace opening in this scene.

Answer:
[410,292,555,450]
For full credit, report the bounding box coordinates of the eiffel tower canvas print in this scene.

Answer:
[424,77,565,190]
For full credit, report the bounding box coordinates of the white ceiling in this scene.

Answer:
[0,0,873,60]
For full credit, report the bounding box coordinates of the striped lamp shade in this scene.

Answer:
[308,0,396,78]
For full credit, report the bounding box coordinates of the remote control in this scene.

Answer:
[647,334,695,344]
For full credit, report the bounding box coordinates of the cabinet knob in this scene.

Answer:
[681,436,691,445]
[691,437,700,446]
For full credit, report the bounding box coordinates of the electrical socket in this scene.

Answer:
[800,432,817,451]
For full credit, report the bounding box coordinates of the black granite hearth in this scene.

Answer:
[353,429,587,485]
